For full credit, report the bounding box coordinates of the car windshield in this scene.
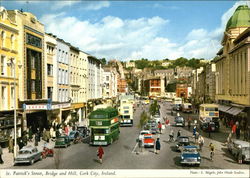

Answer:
[19,150,31,154]
[141,131,148,135]
[175,117,184,121]
[242,147,250,154]
[183,148,198,153]
[57,138,65,142]
[179,138,189,142]
[69,132,76,136]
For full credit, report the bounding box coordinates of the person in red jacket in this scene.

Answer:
[97,146,104,164]
[158,122,162,134]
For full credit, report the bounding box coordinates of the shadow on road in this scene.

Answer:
[123,145,131,150]
[93,159,100,164]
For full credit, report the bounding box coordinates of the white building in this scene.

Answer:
[103,67,118,99]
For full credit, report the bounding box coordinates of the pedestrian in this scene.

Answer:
[236,126,240,139]
[97,145,104,164]
[35,132,39,146]
[158,122,162,134]
[18,139,25,150]
[188,118,191,130]
[46,129,51,143]
[22,132,28,146]
[8,136,13,153]
[209,143,215,161]
[177,130,181,139]
[37,128,41,142]
[155,138,161,154]
[193,126,197,138]
[165,119,169,126]
[198,135,204,151]
[169,129,174,142]
[195,132,199,143]
[0,145,4,164]
[28,126,33,142]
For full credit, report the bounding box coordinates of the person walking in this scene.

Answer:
[97,146,104,164]
[0,145,4,164]
[195,131,199,143]
[177,130,181,139]
[158,122,162,134]
[209,143,215,161]
[198,135,204,151]
[193,126,197,138]
[28,126,33,142]
[169,129,174,142]
[155,138,161,154]
[35,132,39,146]
[208,123,212,138]
[8,136,13,153]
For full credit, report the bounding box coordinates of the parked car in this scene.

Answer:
[227,139,250,163]
[68,131,80,141]
[175,116,185,127]
[54,135,71,148]
[77,126,90,138]
[176,136,190,151]
[14,146,42,165]
[143,134,155,148]
[139,130,151,141]
[180,145,201,166]
[153,115,161,123]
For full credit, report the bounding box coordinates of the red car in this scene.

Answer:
[143,134,155,148]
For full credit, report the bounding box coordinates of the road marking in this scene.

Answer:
[131,142,138,153]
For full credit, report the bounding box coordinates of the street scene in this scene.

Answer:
[0,0,249,174]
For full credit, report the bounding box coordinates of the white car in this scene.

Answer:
[153,115,161,123]
[139,130,151,140]
[14,146,42,165]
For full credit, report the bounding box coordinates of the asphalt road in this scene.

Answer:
[12,100,249,169]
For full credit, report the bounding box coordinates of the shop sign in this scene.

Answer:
[96,121,102,126]
[23,104,48,110]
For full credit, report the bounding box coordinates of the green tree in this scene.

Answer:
[100,58,107,65]
[135,58,150,69]
[138,111,149,128]
[149,100,158,116]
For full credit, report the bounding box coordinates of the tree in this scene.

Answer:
[149,100,158,116]
[138,111,149,128]
[100,58,107,65]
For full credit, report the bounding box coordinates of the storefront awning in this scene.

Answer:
[226,107,244,116]
[218,105,232,112]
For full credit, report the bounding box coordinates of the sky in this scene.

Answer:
[1,0,250,61]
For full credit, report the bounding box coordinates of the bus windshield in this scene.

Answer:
[205,107,218,111]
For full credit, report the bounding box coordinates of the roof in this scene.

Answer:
[183,145,198,149]
[89,107,118,119]
[200,104,218,108]
[226,5,250,30]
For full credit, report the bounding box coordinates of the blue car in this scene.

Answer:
[180,145,201,166]
[68,131,80,141]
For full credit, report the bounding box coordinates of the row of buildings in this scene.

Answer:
[0,7,125,145]
[192,5,250,129]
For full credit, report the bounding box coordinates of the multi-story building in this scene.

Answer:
[0,7,21,143]
[142,77,165,98]
[191,67,204,106]
[214,5,250,130]
[45,33,57,101]
[103,67,118,99]
[204,62,216,103]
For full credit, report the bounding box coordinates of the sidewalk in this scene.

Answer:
[0,138,55,169]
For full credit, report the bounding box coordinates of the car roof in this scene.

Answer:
[183,145,197,149]
[232,139,250,147]
[20,146,35,151]
[178,136,189,139]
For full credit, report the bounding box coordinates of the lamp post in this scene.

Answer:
[7,58,22,159]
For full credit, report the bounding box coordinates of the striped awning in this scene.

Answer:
[226,107,244,116]
[218,105,232,112]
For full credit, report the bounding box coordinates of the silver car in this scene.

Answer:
[227,139,250,163]
[14,146,42,165]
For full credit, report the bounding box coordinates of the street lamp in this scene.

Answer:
[7,58,22,159]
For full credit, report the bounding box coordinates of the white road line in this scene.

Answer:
[131,142,138,153]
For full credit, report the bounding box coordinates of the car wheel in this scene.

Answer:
[30,159,34,165]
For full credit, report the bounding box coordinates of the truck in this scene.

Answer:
[181,103,192,113]
[172,97,183,111]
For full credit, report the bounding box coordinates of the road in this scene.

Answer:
[12,100,249,169]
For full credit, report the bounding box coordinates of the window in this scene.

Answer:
[1,86,7,110]
[31,56,35,69]
[10,34,15,50]
[10,58,14,77]
[106,76,109,81]
[47,64,53,76]
[31,80,35,92]
[47,87,53,99]
[1,31,5,48]
[1,55,6,75]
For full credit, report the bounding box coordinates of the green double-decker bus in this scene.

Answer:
[89,107,120,145]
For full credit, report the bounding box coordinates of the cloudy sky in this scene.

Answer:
[1,0,250,61]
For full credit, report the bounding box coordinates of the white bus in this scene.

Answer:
[172,97,182,111]
[118,95,134,126]
[199,104,219,131]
